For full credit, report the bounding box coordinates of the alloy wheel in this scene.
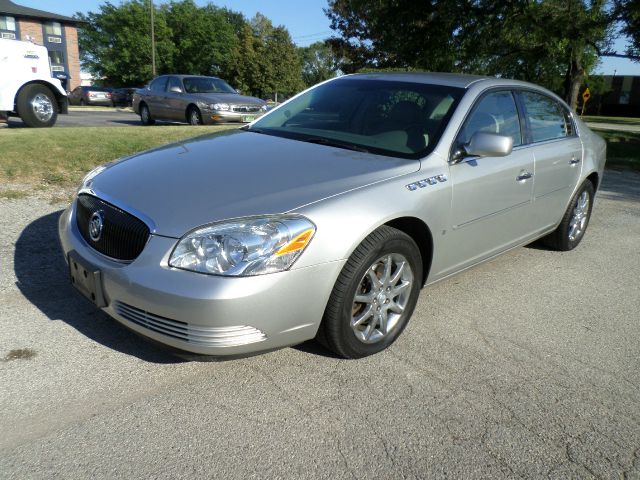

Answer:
[568,190,590,242]
[350,253,413,344]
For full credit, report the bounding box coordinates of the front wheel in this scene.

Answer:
[187,107,202,125]
[540,181,595,251]
[16,84,58,128]
[317,226,423,359]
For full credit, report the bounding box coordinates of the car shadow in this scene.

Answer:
[598,169,640,203]
[526,169,639,251]
[13,211,185,364]
[109,119,143,126]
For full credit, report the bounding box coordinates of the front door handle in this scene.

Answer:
[516,171,533,182]
[570,156,581,165]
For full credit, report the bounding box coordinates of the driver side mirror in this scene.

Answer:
[169,86,183,94]
[451,132,513,164]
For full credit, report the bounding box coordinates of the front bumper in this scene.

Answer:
[58,202,344,356]
[201,109,265,124]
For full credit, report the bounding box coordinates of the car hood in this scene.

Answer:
[89,130,419,238]
[188,93,265,105]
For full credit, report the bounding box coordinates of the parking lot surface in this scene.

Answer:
[7,109,139,128]
[0,170,639,479]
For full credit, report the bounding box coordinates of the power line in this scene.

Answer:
[292,30,332,40]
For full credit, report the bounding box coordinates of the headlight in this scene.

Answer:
[260,104,268,112]
[168,215,315,276]
[212,103,230,111]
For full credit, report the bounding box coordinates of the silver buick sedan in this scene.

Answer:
[59,73,606,359]
[132,75,267,125]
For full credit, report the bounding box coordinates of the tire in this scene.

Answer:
[16,84,58,128]
[139,103,155,125]
[540,180,595,251]
[79,98,85,106]
[188,106,202,125]
[317,226,423,359]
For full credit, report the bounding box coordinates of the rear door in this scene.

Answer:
[445,90,534,274]
[146,76,168,119]
[518,90,582,230]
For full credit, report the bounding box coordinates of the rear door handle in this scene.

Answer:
[570,156,581,165]
[516,171,533,182]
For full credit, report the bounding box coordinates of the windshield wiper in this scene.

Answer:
[301,137,370,153]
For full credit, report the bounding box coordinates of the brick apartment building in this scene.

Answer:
[0,0,80,91]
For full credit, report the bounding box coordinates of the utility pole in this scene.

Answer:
[150,0,156,77]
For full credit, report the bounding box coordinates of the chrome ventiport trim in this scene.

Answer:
[406,174,448,191]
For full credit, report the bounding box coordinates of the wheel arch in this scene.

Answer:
[15,81,68,115]
[384,216,433,287]
[585,171,599,192]
[185,103,200,119]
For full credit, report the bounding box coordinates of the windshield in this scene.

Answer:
[248,78,464,158]
[183,77,237,94]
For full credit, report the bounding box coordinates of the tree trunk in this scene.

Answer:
[563,56,584,111]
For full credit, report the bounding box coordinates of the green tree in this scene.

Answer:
[265,26,305,98]
[326,0,467,73]
[326,0,614,110]
[299,41,342,88]
[162,0,237,77]
[618,0,640,58]
[77,0,174,86]
[227,23,261,94]
[228,14,303,98]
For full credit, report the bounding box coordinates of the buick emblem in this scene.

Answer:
[89,211,104,242]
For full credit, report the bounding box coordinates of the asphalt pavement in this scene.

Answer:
[0,170,639,479]
[7,108,140,128]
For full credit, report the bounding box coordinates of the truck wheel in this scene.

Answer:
[17,84,58,128]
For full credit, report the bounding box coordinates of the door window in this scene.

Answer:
[521,91,574,143]
[457,91,522,147]
[167,77,183,93]
[149,77,168,93]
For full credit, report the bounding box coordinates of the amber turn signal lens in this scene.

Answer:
[274,229,315,256]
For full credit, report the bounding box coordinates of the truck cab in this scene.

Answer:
[0,38,68,127]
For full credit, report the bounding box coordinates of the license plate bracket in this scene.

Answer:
[241,115,255,123]
[68,251,106,307]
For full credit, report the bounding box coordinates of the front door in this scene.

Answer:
[444,90,534,275]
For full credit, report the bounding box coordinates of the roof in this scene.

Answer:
[0,0,77,24]
[344,72,492,89]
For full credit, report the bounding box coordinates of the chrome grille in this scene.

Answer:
[231,105,261,113]
[113,302,267,347]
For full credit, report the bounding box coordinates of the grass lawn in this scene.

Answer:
[0,125,236,189]
[592,129,640,171]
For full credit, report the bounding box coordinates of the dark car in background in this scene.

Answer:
[111,87,138,108]
[132,75,267,125]
[68,86,113,106]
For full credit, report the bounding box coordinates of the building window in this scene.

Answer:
[48,50,64,65]
[44,21,62,36]
[0,16,16,31]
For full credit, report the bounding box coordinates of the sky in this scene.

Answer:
[16,0,640,75]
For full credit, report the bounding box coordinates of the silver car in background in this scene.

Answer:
[132,75,267,125]
[59,73,606,359]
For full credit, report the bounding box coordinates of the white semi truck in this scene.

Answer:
[0,38,68,127]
